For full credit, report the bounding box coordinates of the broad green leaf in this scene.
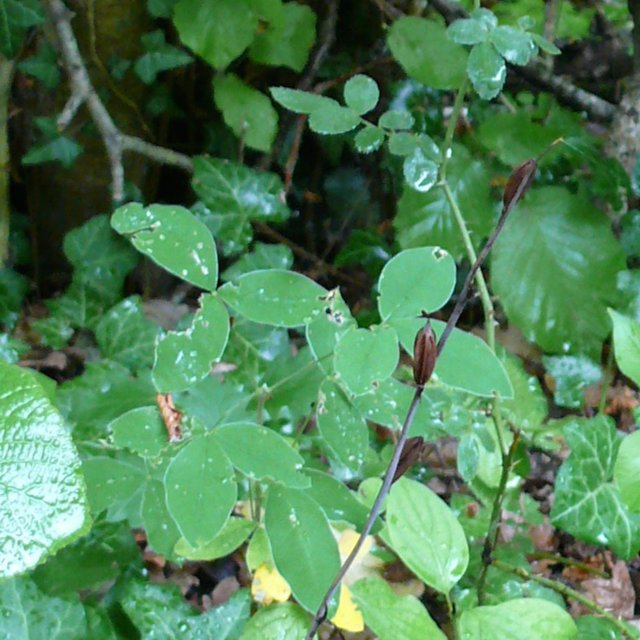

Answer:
[0,0,44,57]
[64,215,138,305]
[111,203,218,291]
[317,380,369,472]
[388,17,467,90]
[458,598,577,639]
[531,32,561,54]
[110,406,167,458]
[240,602,308,640]
[0,575,86,639]
[147,0,179,18]
[192,157,290,255]
[173,0,256,69]
[550,417,640,559]
[385,478,469,593]
[501,354,547,433]
[304,469,371,529]
[542,354,602,409]
[344,74,379,114]
[213,73,278,152]
[264,485,340,612]
[153,293,230,392]
[575,615,625,640]
[213,422,308,487]
[394,145,495,259]
[448,17,490,45]
[222,242,293,281]
[219,269,327,327]
[308,102,361,135]
[351,576,446,640]
[614,431,640,512]
[379,110,414,130]
[249,3,316,71]
[191,589,251,639]
[403,148,439,193]
[32,520,141,595]
[334,325,399,396]
[270,87,335,114]
[471,8,498,29]
[492,187,625,354]
[490,26,536,65]
[134,30,192,83]
[142,479,181,558]
[17,42,60,89]
[22,132,82,168]
[95,296,159,372]
[354,126,385,153]
[0,362,89,577]
[378,247,456,320]
[458,434,481,481]
[467,42,506,100]
[0,268,28,328]
[609,309,640,386]
[164,434,237,546]
[174,517,255,560]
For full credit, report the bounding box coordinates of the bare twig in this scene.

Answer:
[0,56,14,265]
[44,0,192,204]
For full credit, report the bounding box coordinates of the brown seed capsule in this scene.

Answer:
[502,158,537,213]
[392,436,426,483]
[413,319,437,387]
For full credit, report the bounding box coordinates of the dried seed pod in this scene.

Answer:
[156,393,183,442]
[392,436,426,483]
[502,158,537,213]
[413,319,437,387]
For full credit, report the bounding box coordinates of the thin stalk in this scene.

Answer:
[528,552,609,578]
[0,56,14,266]
[492,559,640,640]
[599,346,615,415]
[477,433,520,603]
[306,387,424,639]
[439,78,468,181]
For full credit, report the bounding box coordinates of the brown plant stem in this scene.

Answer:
[0,55,14,266]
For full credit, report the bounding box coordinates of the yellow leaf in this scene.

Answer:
[251,562,291,605]
[331,585,364,632]
[336,528,383,586]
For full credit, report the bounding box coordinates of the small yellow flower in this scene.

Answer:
[251,563,291,605]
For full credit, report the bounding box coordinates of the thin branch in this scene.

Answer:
[428,0,616,122]
[0,56,14,266]
[44,0,192,204]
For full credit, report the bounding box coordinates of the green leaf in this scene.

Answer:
[32,315,74,350]
[490,26,536,65]
[172,0,257,69]
[542,354,602,409]
[388,17,467,90]
[379,110,414,130]
[264,484,340,612]
[0,575,86,639]
[213,422,309,487]
[142,479,181,557]
[240,602,308,640]
[394,145,495,260]
[95,296,159,372]
[448,17,490,45]
[17,42,60,89]
[614,431,640,512]
[308,102,361,135]
[213,73,278,152]
[354,126,385,153]
[501,354,547,433]
[609,309,640,386]
[0,362,89,577]
[222,242,293,281]
[153,293,230,392]
[351,576,446,640]
[304,469,371,529]
[219,269,327,327]
[403,148,439,193]
[270,87,335,114]
[191,589,251,639]
[458,598,577,639]
[110,406,168,458]
[249,2,316,71]
[317,380,369,472]
[134,30,192,83]
[385,478,469,593]
[458,434,481,481]
[147,0,178,18]
[334,325,399,396]
[111,202,218,291]
[492,187,625,354]
[531,32,561,55]
[467,42,506,100]
[22,134,83,168]
[174,517,255,560]
[164,434,237,546]
[377,246,456,321]
[0,268,28,328]
[344,74,380,115]
[0,0,44,58]
[550,417,640,559]
[191,157,290,255]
